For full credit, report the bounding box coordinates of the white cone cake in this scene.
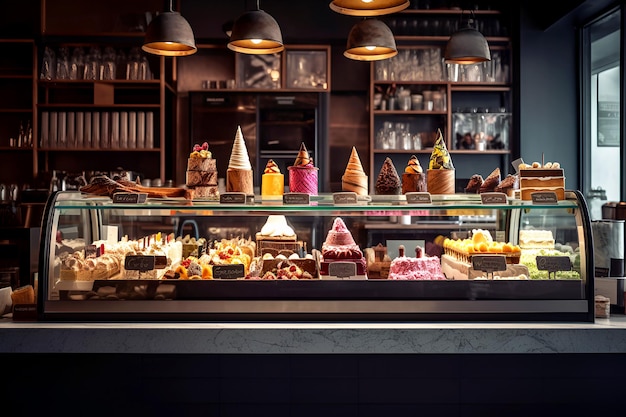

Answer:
[427,129,455,194]
[341,146,368,195]
[288,142,318,195]
[402,155,426,194]
[226,125,254,195]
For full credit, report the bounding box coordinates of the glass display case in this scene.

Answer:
[37,190,594,321]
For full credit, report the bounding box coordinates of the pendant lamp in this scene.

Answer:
[330,0,410,16]
[344,18,398,61]
[444,14,491,65]
[142,0,197,56]
[227,1,284,55]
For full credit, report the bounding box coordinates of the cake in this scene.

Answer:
[495,174,519,196]
[255,215,301,257]
[226,125,254,195]
[519,161,565,200]
[185,142,219,200]
[375,157,401,195]
[364,243,391,279]
[464,174,484,193]
[288,142,318,195]
[341,146,368,195]
[427,129,455,194]
[401,155,426,194]
[440,254,530,280]
[319,217,366,276]
[518,229,555,249]
[261,159,284,200]
[479,167,501,193]
[442,229,522,264]
[388,245,446,280]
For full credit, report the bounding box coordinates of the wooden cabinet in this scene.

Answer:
[369,7,513,189]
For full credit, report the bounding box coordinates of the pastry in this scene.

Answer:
[186,141,219,200]
[261,159,284,200]
[341,146,368,195]
[464,174,484,193]
[288,142,318,195]
[426,129,455,194]
[401,154,426,194]
[375,157,401,195]
[226,125,254,195]
[479,167,501,193]
[495,174,519,196]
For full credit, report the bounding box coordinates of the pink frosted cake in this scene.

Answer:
[288,142,318,195]
[388,245,446,280]
[319,217,366,275]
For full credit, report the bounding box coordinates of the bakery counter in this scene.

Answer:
[2,316,626,354]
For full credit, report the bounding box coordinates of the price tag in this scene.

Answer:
[328,261,357,278]
[531,191,558,204]
[113,192,147,204]
[220,192,247,204]
[480,192,508,204]
[536,255,572,279]
[213,264,245,279]
[406,192,432,204]
[472,255,507,279]
[283,192,310,205]
[333,192,357,205]
[124,255,156,271]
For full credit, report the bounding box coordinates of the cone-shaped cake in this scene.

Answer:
[375,157,401,195]
[288,142,318,195]
[226,125,254,195]
[341,146,368,195]
[401,155,426,194]
[261,159,284,200]
[464,174,484,194]
[427,129,455,194]
[479,167,501,193]
[320,217,366,276]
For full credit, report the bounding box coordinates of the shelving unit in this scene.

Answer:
[369,7,514,189]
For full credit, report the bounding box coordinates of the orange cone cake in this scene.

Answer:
[226,125,254,195]
[341,146,368,195]
[288,142,318,195]
[261,159,284,200]
[401,155,426,194]
[427,129,455,194]
[375,157,401,195]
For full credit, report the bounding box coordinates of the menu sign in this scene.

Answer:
[213,264,245,279]
[536,256,572,279]
[220,192,247,204]
[283,192,310,205]
[406,192,432,204]
[472,255,507,274]
[333,192,357,205]
[531,192,558,204]
[124,255,156,271]
[328,262,357,278]
[113,192,147,204]
[480,192,507,204]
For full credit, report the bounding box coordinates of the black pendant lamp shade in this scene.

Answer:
[344,18,398,61]
[330,0,410,16]
[444,19,491,64]
[227,6,284,54]
[142,1,197,56]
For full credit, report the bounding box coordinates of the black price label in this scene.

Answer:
[536,256,572,273]
[406,192,432,204]
[480,192,508,204]
[531,192,558,204]
[213,264,245,279]
[124,255,156,271]
[333,192,357,205]
[220,192,247,204]
[283,192,310,205]
[328,261,357,278]
[472,255,507,273]
[113,192,147,204]
[154,255,168,269]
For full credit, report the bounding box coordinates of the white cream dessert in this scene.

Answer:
[226,125,254,195]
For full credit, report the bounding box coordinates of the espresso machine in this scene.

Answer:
[594,201,626,313]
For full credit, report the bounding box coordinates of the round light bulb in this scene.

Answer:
[365,45,376,51]
[251,39,263,45]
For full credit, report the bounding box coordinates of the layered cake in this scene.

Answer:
[226,125,254,195]
[319,217,366,276]
[518,229,555,249]
[185,142,218,200]
[255,215,301,257]
[479,167,501,193]
[388,245,446,280]
[375,157,401,195]
[519,161,565,200]
[341,146,368,195]
[401,154,426,194]
[427,129,455,194]
[464,174,484,193]
[261,159,284,200]
[288,143,318,195]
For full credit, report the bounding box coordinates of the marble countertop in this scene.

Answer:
[2,316,626,354]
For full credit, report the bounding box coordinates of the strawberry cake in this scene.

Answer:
[388,245,446,280]
[319,217,366,276]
